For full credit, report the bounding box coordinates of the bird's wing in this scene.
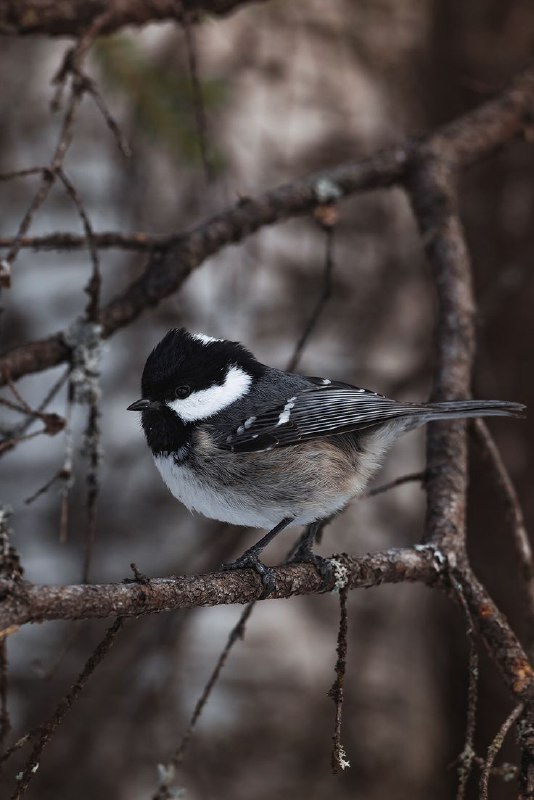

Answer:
[220,381,425,452]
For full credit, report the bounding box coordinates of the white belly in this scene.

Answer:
[153,454,353,530]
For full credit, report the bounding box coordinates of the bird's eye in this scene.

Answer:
[174,385,191,399]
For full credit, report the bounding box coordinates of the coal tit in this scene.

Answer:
[128,328,524,591]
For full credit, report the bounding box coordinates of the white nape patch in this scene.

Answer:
[192,332,221,345]
[277,398,296,426]
[322,378,331,385]
[167,365,251,422]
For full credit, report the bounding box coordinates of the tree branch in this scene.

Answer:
[2,66,533,387]
[0,546,440,629]
[0,0,269,38]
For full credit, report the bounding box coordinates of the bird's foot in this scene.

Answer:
[221,552,277,598]
[287,547,334,590]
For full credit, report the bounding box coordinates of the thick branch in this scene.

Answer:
[406,156,474,554]
[0,546,439,628]
[0,0,269,37]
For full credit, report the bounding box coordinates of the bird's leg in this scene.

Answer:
[287,519,334,586]
[221,517,294,597]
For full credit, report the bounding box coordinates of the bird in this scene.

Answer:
[127,328,525,592]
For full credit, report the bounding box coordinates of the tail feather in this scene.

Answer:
[423,400,525,423]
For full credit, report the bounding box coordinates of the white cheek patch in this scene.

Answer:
[167,365,252,422]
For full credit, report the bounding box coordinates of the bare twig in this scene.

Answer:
[328,584,350,774]
[0,0,269,37]
[153,603,254,800]
[450,574,479,800]
[364,470,428,499]
[287,220,336,372]
[480,703,524,800]
[9,368,69,440]
[472,420,534,656]
[79,73,132,157]
[0,167,48,182]
[183,14,214,184]
[3,85,83,278]
[0,232,170,251]
[9,617,123,800]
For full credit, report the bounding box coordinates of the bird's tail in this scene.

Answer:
[420,399,526,424]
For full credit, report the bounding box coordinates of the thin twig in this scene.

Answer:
[0,232,169,251]
[10,368,70,439]
[3,85,83,275]
[73,69,131,157]
[286,222,336,372]
[472,420,534,657]
[24,390,73,513]
[451,574,479,800]
[480,703,524,800]
[328,584,350,774]
[55,167,101,320]
[9,617,123,800]
[153,603,254,800]
[0,428,54,457]
[364,470,428,499]
[183,14,214,184]
[0,167,47,182]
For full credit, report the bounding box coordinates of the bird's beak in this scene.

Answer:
[127,399,161,412]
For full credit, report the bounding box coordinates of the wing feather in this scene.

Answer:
[220,383,425,452]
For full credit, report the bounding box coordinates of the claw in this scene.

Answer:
[288,548,334,590]
[221,553,277,598]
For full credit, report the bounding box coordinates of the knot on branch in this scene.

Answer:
[314,176,343,205]
[329,554,352,592]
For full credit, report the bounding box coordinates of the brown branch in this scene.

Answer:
[2,65,533,387]
[0,0,271,37]
[0,546,440,629]
[0,0,265,36]
[400,66,534,772]
[405,154,474,554]
[0,232,170,251]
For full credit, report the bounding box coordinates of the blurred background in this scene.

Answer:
[0,1,533,798]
